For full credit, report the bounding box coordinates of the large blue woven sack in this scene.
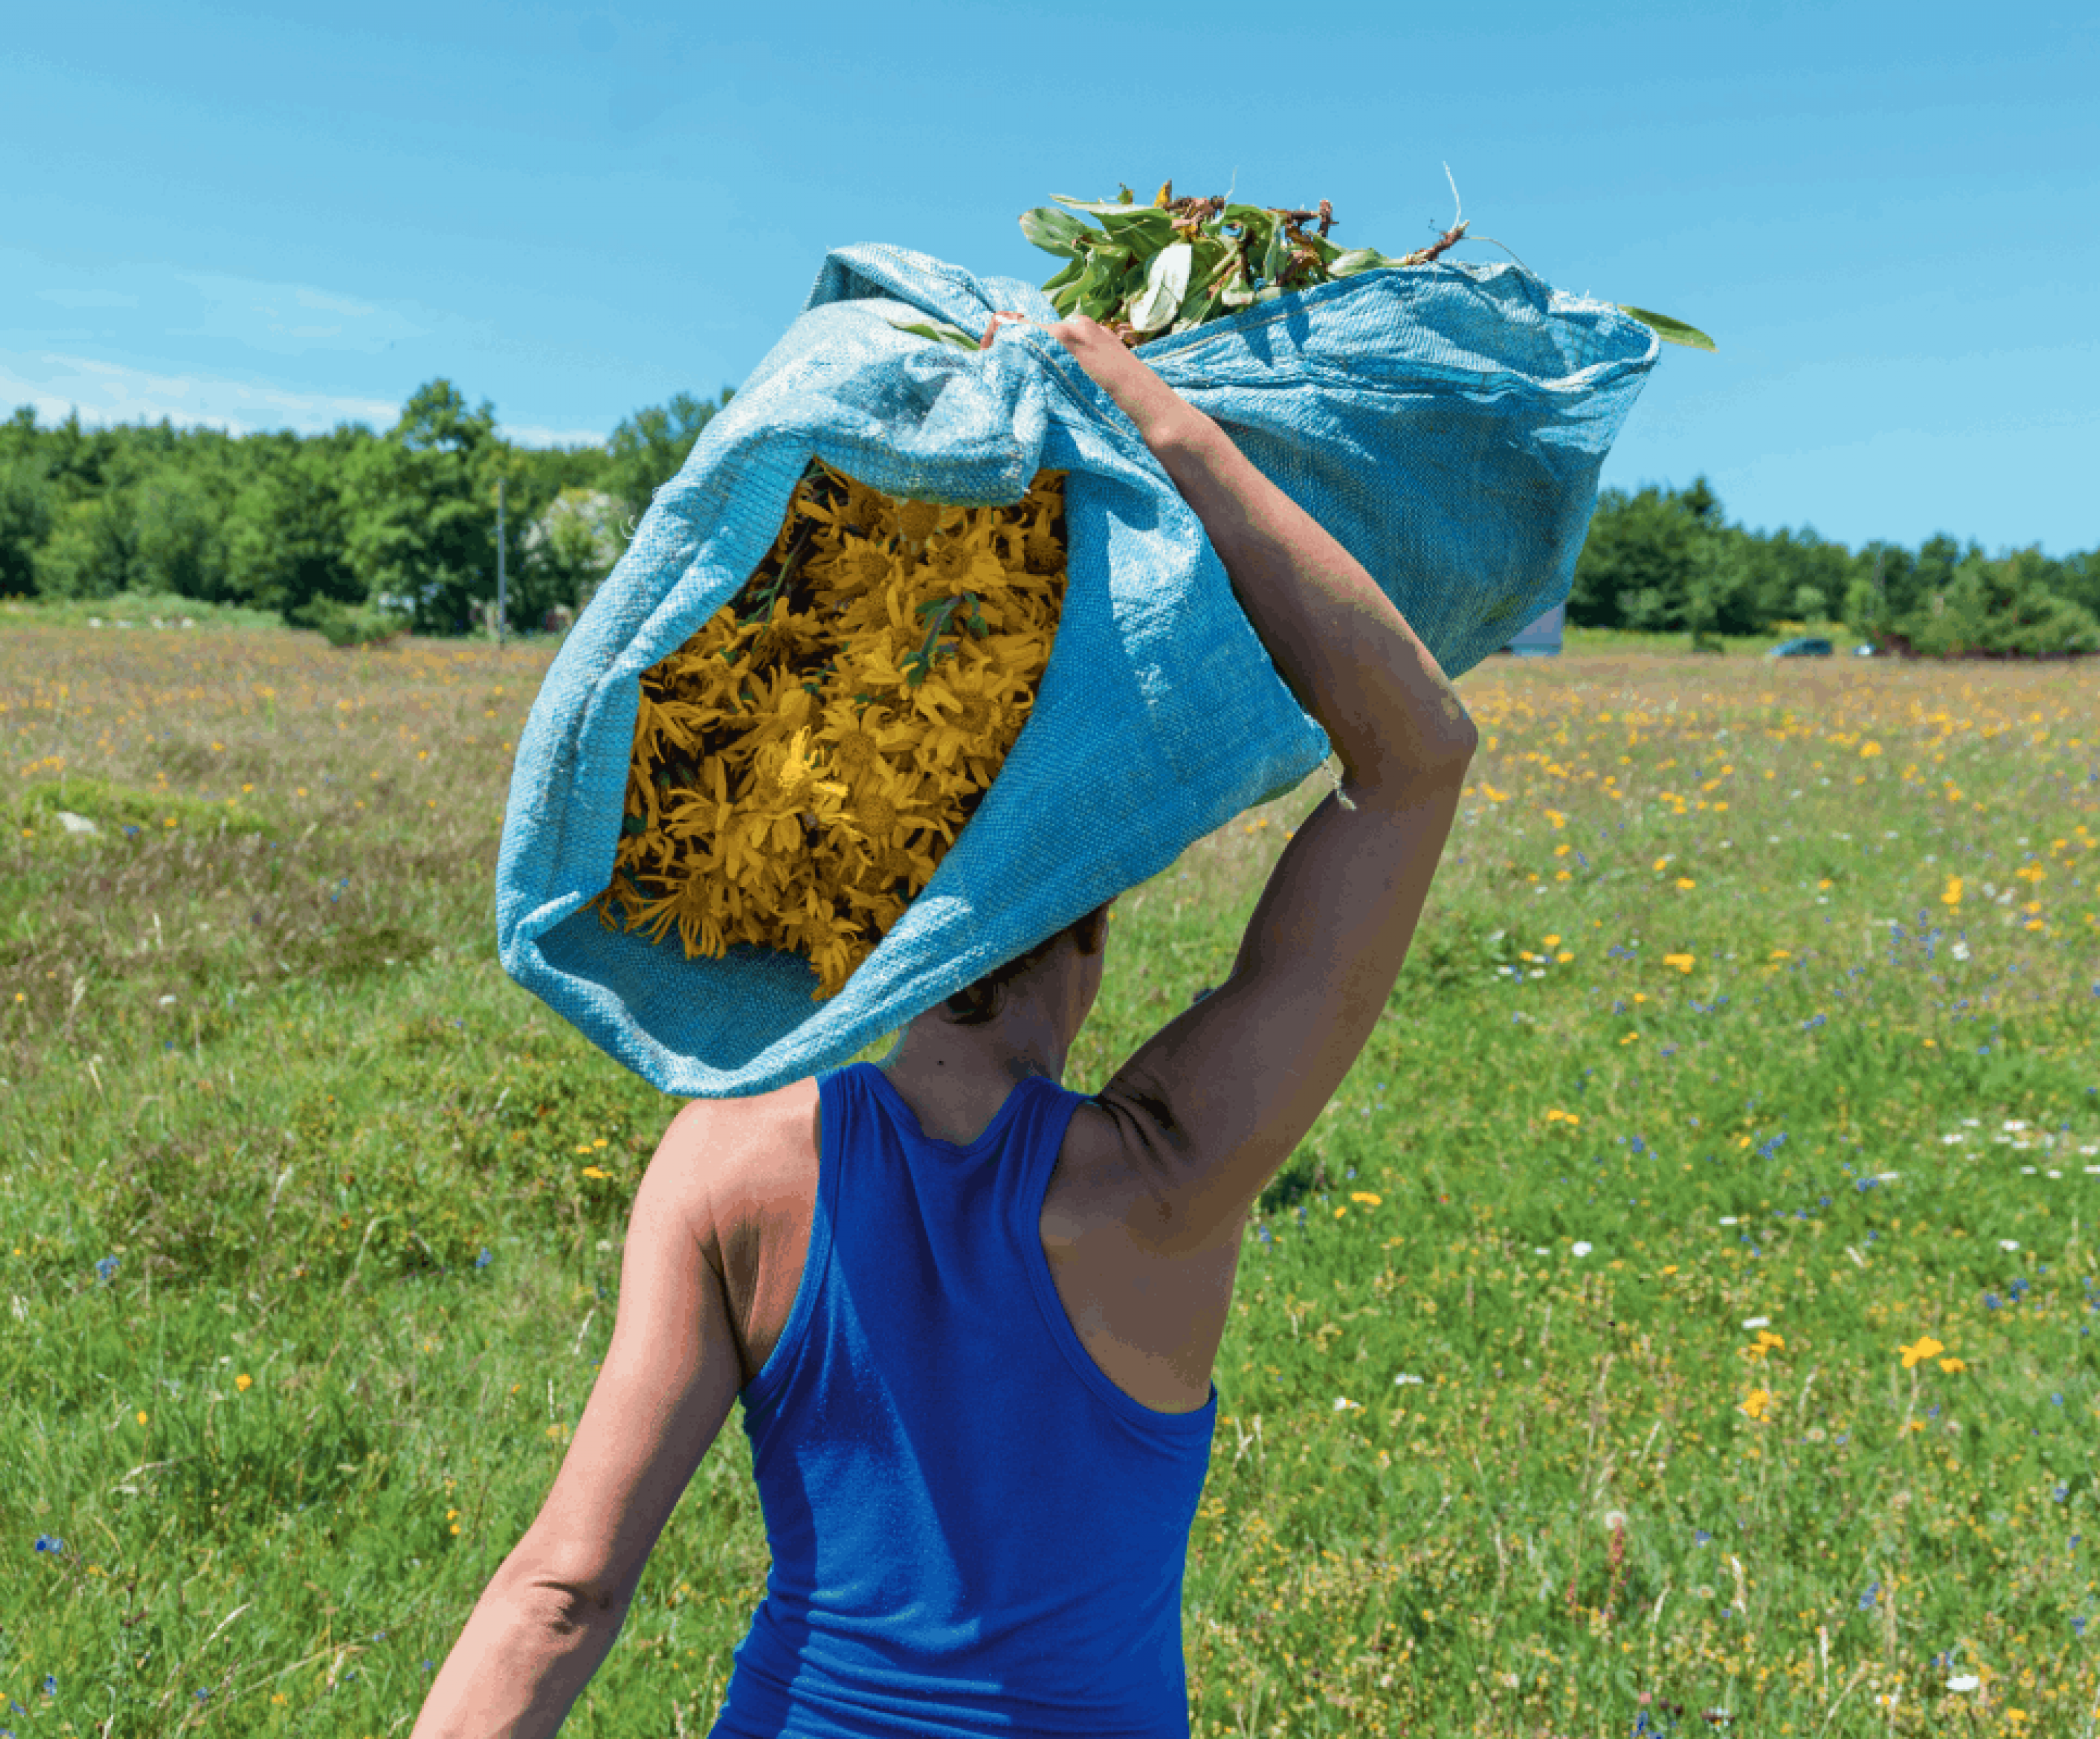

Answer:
[497,243,1657,1098]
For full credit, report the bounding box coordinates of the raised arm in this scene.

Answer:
[1044,316,1478,1249]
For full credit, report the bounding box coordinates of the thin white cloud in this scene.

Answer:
[294,285,380,318]
[171,270,428,355]
[0,350,609,447]
[37,287,140,310]
[497,423,609,449]
[0,348,398,435]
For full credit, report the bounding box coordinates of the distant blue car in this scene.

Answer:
[1769,636,1833,657]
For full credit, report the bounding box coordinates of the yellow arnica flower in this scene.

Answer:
[593,461,1069,1001]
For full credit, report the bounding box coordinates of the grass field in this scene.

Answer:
[3,601,2096,1736]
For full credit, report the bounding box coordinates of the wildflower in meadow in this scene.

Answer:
[1899,1335,1946,1369]
[1739,1389,1772,1421]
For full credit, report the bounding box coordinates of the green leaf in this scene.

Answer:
[1128,242,1193,334]
[1259,221,1289,286]
[884,315,980,352]
[1616,305,1718,352]
[1039,257,1085,296]
[1096,205,1176,250]
[1169,286,1223,334]
[1019,205,1094,258]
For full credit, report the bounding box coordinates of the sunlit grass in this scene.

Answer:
[3,614,2096,1735]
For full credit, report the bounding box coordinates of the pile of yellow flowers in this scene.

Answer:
[592,460,1068,1000]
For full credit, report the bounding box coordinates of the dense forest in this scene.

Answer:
[3,380,2095,655]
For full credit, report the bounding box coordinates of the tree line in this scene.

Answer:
[0,380,731,641]
[1572,478,2099,657]
[5,382,2095,655]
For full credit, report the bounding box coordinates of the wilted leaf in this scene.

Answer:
[1055,194,1150,216]
[1616,305,1717,352]
[1328,248,1386,276]
[1128,242,1194,334]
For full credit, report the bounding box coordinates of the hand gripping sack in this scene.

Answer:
[497,243,1658,1098]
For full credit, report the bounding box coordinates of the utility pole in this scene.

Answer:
[496,475,508,648]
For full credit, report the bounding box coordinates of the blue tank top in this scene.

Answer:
[708,1061,1219,1739]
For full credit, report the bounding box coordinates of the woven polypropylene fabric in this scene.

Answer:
[496,243,1657,1099]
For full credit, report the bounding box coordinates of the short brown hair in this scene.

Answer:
[941,901,1112,1027]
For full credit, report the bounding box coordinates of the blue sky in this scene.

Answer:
[5,0,2094,555]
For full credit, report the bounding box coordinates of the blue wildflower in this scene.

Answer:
[33,1535,64,1554]
[1859,1582,1879,1611]
[95,1255,118,1283]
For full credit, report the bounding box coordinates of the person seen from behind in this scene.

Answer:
[411,311,1479,1738]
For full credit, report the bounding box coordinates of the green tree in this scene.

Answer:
[33,494,132,597]
[131,463,233,601]
[1570,482,1711,631]
[1895,548,2099,657]
[0,407,56,595]
[602,389,734,533]
[222,429,363,616]
[342,380,500,634]
[521,486,624,623]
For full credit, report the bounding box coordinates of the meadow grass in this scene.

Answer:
[2,611,2095,1736]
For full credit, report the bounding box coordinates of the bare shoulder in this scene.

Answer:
[1095,763,1472,1252]
[651,1085,820,1277]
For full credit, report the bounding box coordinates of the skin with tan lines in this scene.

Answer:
[411,314,1479,1739]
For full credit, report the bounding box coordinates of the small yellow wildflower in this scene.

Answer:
[1899,1335,1946,1370]
[1663,952,1695,973]
[1740,1389,1772,1421]
[235,1372,253,1393]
